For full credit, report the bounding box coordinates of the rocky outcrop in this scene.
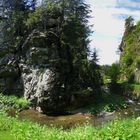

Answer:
[0,0,102,115]
[0,29,80,114]
[119,18,140,83]
[0,31,56,112]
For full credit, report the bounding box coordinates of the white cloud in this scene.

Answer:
[86,0,140,65]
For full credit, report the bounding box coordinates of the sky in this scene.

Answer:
[86,0,140,65]
[37,0,140,65]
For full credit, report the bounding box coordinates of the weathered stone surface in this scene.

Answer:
[0,29,83,114]
[20,66,52,106]
[18,32,56,112]
[0,30,62,113]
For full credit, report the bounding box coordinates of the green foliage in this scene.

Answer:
[0,93,30,110]
[122,51,133,67]
[26,7,45,29]
[109,63,120,83]
[127,84,140,96]
[101,63,120,84]
[88,94,128,115]
[125,33,136,45]
[0,112,139,140]
[101,65,111,84]
[131,84,140,92]
[116,82,140,97]
[135,20,140,32]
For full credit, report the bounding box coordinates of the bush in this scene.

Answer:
[124,52,133,66]
[88,94,128,115]
[0,93,30,110]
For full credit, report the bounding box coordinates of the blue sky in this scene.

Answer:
[86,0,140,65]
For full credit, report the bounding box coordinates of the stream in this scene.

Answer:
[8,99,140,129]
[93,101,140,126]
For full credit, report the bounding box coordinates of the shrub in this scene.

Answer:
[0,93,30,110]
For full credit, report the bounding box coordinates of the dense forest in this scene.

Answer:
[0,0,139,140]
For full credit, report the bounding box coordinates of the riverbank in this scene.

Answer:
[1,93,139,128]
[0,93,139,139]
[0,93,129,116]
[0,112,139,140]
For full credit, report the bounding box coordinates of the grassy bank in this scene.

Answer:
[0,94,139,140]
[0,112,139,140]
[0,93,30,110]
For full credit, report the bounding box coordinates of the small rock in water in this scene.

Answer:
[36,106,43,113]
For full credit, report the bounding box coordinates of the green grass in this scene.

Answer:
[0,112,139,140]
[0,93,30,110]
[0,131,15,140]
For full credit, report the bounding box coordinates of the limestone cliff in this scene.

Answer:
[119,18,140,83]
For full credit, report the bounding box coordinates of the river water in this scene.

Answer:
[8,100,140,129]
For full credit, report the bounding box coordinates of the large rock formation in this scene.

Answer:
[0,1,102,114]
[0,29,80,114]
[0,30,56,112]
[119,17,140,100]
[119,17,140,83]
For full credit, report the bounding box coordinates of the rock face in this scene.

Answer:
[0,1,102,114]
[119,18,140,100]
[119,19,140,83]
[0,30,62,113]
[21,66,51,105]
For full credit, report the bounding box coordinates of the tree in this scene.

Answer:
[91,48,99,62]
[26,0,102,110]
[0,0,32,94]
[109,63,120,84]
